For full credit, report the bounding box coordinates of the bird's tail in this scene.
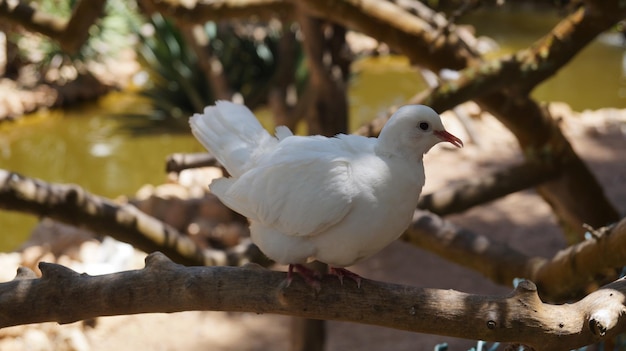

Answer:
[189,101,276,178]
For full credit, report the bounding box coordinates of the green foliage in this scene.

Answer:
[133,13,209,126]
[17,0,142,70]
[129,13,305,131]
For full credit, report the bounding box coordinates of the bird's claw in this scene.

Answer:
[329,267,362,288]
[286,265,362,290]
[287,264,322,292]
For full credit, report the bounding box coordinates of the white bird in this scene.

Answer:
[190,101,462,287]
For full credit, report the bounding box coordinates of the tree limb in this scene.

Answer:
[1,251,625,350]
[295,5,349,136]
[417,161,560,216]
[405,211,626,302]
[0,0,106,54]
[534,219,626,301]
[411,6,612,113]
[0,169,266,267]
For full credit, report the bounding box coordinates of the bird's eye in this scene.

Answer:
[418,122,430,131]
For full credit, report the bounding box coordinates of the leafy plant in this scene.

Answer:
[16,0,142,73]
[126,13,305,132]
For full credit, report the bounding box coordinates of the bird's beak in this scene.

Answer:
[434,130,463,148]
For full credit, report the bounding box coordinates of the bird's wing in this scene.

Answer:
[211,137,364,237]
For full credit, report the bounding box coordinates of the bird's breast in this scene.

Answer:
[310,158,424,267]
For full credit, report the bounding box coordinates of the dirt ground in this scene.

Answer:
[0,102,624,351]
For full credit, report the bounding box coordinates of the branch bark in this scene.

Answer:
[411,6,612,112]
[405,211,626,302]
[2,251,625,351]
[0,0,106,54]
[295,6,349,136]
[0,169,267,267]
[417,161,559,216]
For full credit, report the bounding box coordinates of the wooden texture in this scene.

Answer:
[1,252,625,350]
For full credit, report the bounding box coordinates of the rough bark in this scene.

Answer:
[2,251,625,351]
[268,24,303,131]
[405,212,626,302]
[0,0,106,54]
[296,6,349,136]
[417,161,560,216]
[0,169,266,267]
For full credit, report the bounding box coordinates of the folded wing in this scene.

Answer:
[210,139,360,237]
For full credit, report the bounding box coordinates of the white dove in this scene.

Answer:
[190,101,462,287]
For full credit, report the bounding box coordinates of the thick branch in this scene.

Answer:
[296,6,349,136]
[0,169,266,267]
[404,211,536,288]
[0,0,105,53]
[406,212,626,302]
[1,252,625,351]
[417,161,559,216]
[298,0,478,70]
[411,7,614,113]
[534,219,626,300]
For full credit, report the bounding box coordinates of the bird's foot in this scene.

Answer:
[329,267,362,288]
[287,264,322,291]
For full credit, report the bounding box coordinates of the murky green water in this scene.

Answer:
[1,9,624,251]
[0,94,204,250]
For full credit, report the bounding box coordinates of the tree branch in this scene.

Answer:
[298,0,478,70]
[165,153,219,174]
[417,161,559,216]
[0,169,266,267]
[411,6,613,113]
[0,0,106,54]
[1,251,625,350]
[534,219,626,301]
[405,212,626,302]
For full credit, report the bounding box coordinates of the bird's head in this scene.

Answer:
[376,105,463,158]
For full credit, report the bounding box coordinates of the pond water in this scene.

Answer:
[1,8,624,251]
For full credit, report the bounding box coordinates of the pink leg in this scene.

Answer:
[287,264,321,291]
[329,267,362,288]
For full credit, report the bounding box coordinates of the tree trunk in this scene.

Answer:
[296,7,348,136]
